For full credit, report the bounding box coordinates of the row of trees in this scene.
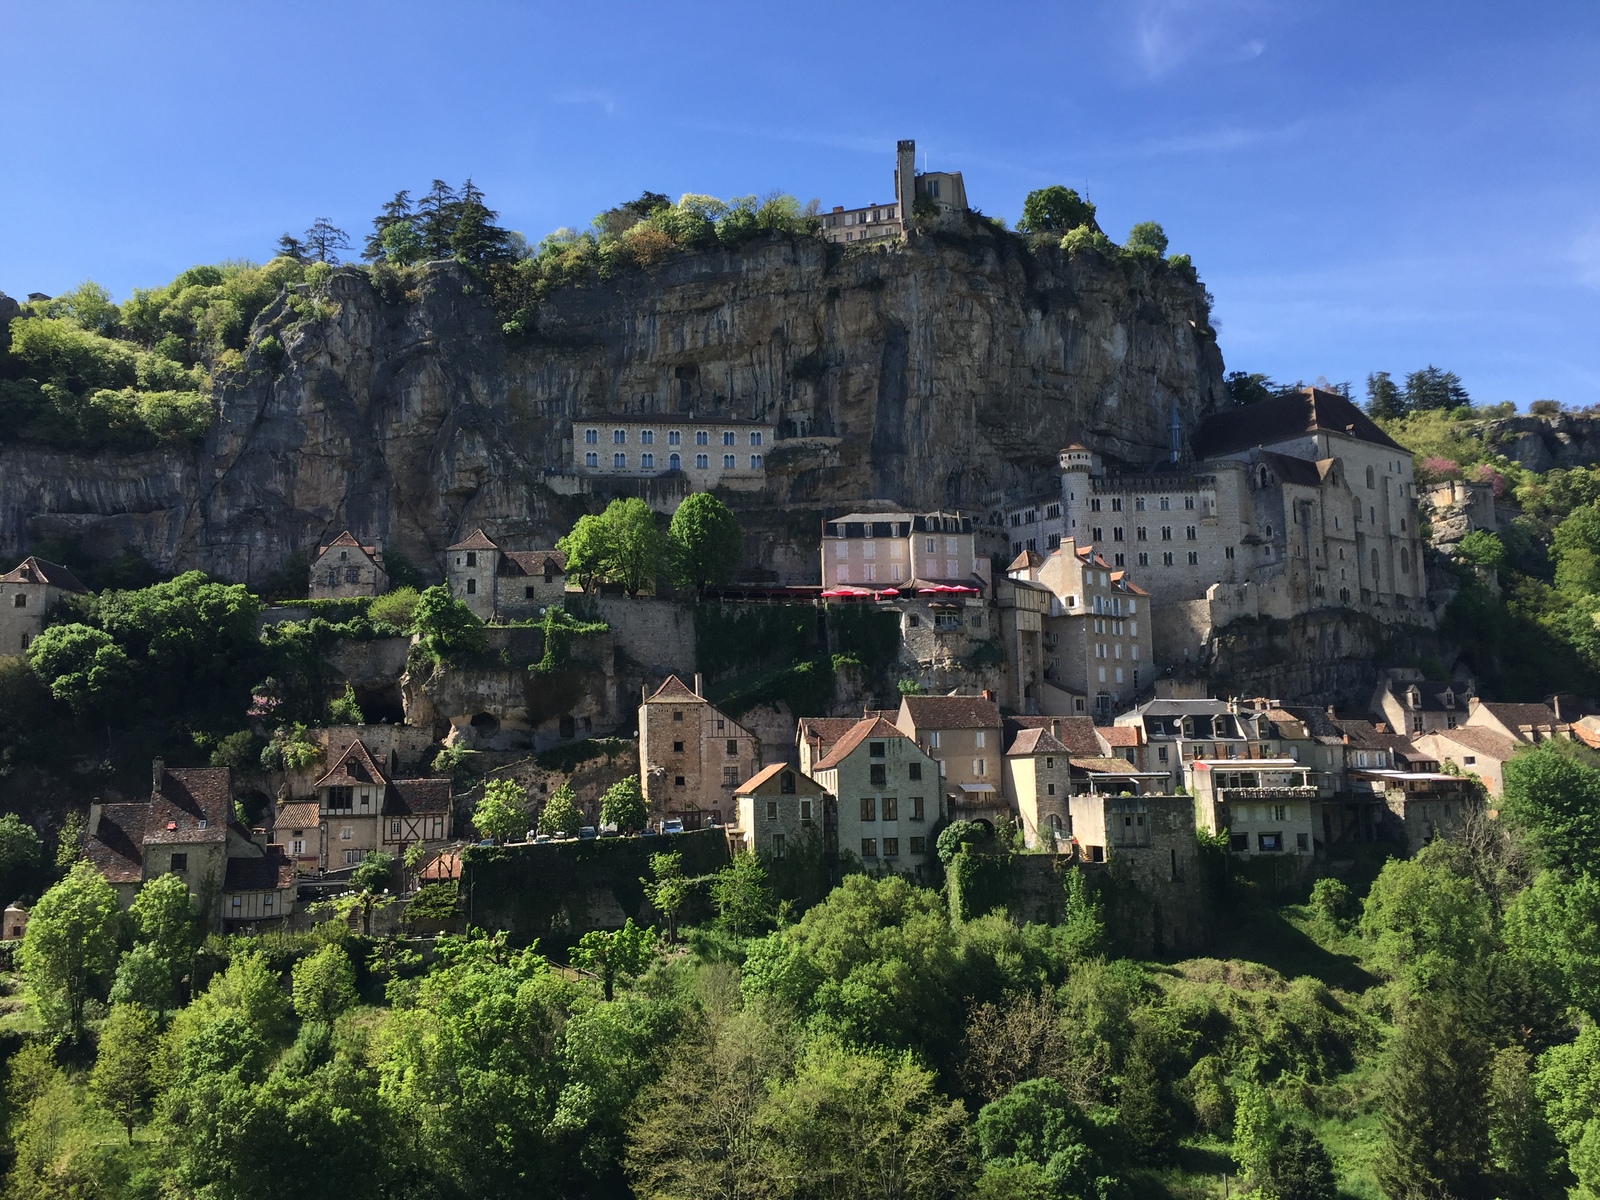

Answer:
[470,774,647,843]
[558,492,744,595]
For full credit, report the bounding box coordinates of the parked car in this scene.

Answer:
[533,833,552,844]
[578,826,598,840]
[661,819,684,835]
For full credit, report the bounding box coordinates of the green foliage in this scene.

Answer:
[1502,741,1600,875]
[350,850,395,894]
[538,782,582,837]
[1404,364,1471,412]
[1124,221,1169,256]
[1360,841,1493,991]
[533,735,628,774]
[1503,868,1600,1020]
[259,722,324,772]
[1458,528,1508,569]
[1377,994,1491,1200]
[209,728,262,772]
[27,624,131,719]
[474,778,528,844]
[406,879,460,922]
[90,1002,160,1140]
[1018,186,1097,234]
[1366,369,1405,419]
[667,491,744,591]
[0,813,42,897]
[529,603,608,674]
[327,681,364,725]
[1308,876,1356,929]
[572,918,657,1000]
[291,943,357,1023]
[599,774,646,833]
[709,850,773,936]
[642,850,690,943]
[1060,868,1107,960]
[19,860,119,1035]
[557,498,666,595]
[410,584,486,662]
[1059,225,1118,257]
[975,1076,1114,1199]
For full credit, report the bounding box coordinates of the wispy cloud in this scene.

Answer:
[552,89,618,116]
[1128,0,1278,80]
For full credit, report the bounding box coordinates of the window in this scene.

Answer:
[799,798,813,822]
[345,566,362,583]
[1188,551,1199,565]
[696,430,709,445]
[327,786,353,811]
[1185,495,1196,510]
[668,430,681,445]
[584,428,598,444]
[169,853,188,872]
[770,833,785,858]
[674,775,685,787]
[696,454,709,469]
[611,452,625,467]
[722,431,736,446]
[584,451,598,467]
[1162,552,1174,566]
[860,797,876,821]
[909,836,927,854]
[1090,498,1102,512]
[641,452,654,468]
[341,826,353,840]
[883,838,900,857]
[908,762,922,781]
[232,896,242,910]
[1113,526,1124,541]
[861,838,878,858]
[1186,526,1197,540]
[1047,783,1056,795]
[750,431,762,446]
[672,710,683,722]
[1092,526,1103,541]
[466,578,477,594]
[1272,804,1287,821]
[750,454,762,469]
[345,849,361,865]
[1138,552,1149,566]
[11,595,23,608]
[882,797,898,821]
[290,838,304,855]
[726,738,737,755]
[391,820,402,836]
[1296,832,1310,852]
[910,796,926,821]
[767,800,778,821]
[972,758,985,777]
[723,766,738,787]
[1230,833,1249,852]
[1258,833,1282,852]
[639,429,654,445]
[612,429,626,444]
[1225,545,1235,560]
[974,731,986,749]
[1161,526,1172,541]
[721,453,735,469]
[1160,497,1171,510]
[263,895,274,910]
[870,764,887,786]
[927,730,941,749]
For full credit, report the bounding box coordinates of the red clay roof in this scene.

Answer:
[646,675,703,703]
[813,717,910,773]
[1069,755,1142,774]
[317,530,381,558]
[85,803,148,885]
[447,529,500,552]
[899,694,1002,731]
[1419,727,1520,763]
[271,802,320,833]
[1474,702,1564,735]
[312,739,390,791]
[798,717,862,759]
[1007,727,1071,756]
[0,556,87,592]
[1007,549,1043,572]
[501,550,566,577]
[1100,725,1142,747]
[145,767,233,845]
[387,778,452,816]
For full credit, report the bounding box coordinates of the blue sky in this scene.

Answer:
[2,1,1596,406]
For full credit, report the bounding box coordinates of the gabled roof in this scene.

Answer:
[1007,727,1071,757]
[1331,718,1415,754]
[1271,704,1347,741]
[224,849,296,892]
[1007,549,1043,572]
[1068,755,1143,774]
[813,717,911,773]
[798,717,861,753]
[1258,451,1329,489]
[1380,679,1467,713]
[271,802,320,834]
[735,763,821,795]
[1100,725,1143,748]
[447,529,501,552]
[500,550,566,577]
[1191,387,1407,458]
[899,694,1002,731]
[1006,716,1105,756]
[1417,726,1521,763]
[1474,701,1564,735]
[315,531,382,560]
[0,556,87,592]
[646,675,705,703]
[387,779,452,816]
[1108,570,1149,597]
[312,739,390,791]
[85,803,148,884]
[145,767,232,845]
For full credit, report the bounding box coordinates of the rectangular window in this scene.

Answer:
[882,797,898,821]
[861,838,877,858]
[1296,832,1309,852]
[169,853,188,872]
[345,849,360,865]
[231,896,242,910]
[1258,833,1282,852]
[290,839,304,855]
[263,895,274,910]
[767,800,778,820]
[772,833,785,858]
[341,827,353,840]
[391,820,402,836]
[723,766,738,787]
[870,763,887,786]
[909,836,927,854]
[910,796,926,821]
[928,730,941,749]
[972,758,985,777]
[1272,804,1287,821]
[908,762,922,781]
[860,797,876,821]
[799,798,813,822]
[974,731,986,749]
[883,837,900,857]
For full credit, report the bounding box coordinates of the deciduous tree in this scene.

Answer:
[1017,186,1096,234]
[668,492,743,592]
[473,779,527,844]
[573,918,656,1001]
[538,782,582,837]
[89,1002,159,1141]
[292,943,357,1024]
[709,850,772,936]
[599,774,646,833]
[18,860,118,1035]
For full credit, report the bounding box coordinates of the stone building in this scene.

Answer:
[3,904,27,941]
[445,529,567,622]
[0,556,86,655]
[1411,727,1518,797]
[821,511,991,591]
[894,693,1004,824]
[84,761,298,928]
[808,716,942,879]
[1370,674,1473,736]
[309,532,388,600]
[1114,698,1276,792]
[311,740,453,871]
[570,416,774,495]
[638,675,761,829]
[1004,543,1154,717]
[729,763,826,861]
[1187,758,1319,856]
[818,137,967,245]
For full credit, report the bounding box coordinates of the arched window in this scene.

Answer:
[1258,466,1270,489]
[669,452,681,470]
[1366,465,1375,489]
[1371,548,1381,578]
[1400,547,1411,574]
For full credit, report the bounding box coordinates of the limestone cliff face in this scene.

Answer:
[1474,412,1600,473]
[0,222,1226,583]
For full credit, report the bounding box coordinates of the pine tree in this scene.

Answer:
[303,218,351,265]
[1377,995,1491,1199]
[1117,1029,1175,1164]
[363,189,415,262]
[1366,370,1405,420]
[416,179,460,259]
[1403,365,1470,413]
[450,178,514,270]
[276,233,310,262]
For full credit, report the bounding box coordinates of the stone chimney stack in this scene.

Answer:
[152,758,165,795]
[86,799,103,839]
[693,673,703,697]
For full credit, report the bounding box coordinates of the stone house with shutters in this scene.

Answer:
[309,532,389,600]
[1188,757,1320,857]
[895,693,1005,826]
[1370,675,1473,736]
[444,529,567,622]
[1411,727,1520,798]
[83,761,297,928]
[0,556,87,655]
[809,717,942,879]
[821,511,992,592]
[270,801,322,874]
[1465,699,1570,746]
[730,764,826,862]
[312,739,453,871]
[637,675,761,829]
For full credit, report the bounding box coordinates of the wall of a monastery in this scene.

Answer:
[593,596,698,679]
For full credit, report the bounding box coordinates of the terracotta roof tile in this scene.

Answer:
[813,717,910,772]
[317,530,381,558]
[500,550,566,577]
[899,694,1002,731]
[224,850,295,892]
[144,767,232,844]
[85,804,147,885]
[1100,726,1143,748]
[1419,727,1521,763]
[646,675,703,703]
[1474,702,1564,736]
[312,739,390,791]
[0,557,87,592]
[271,802,320,833]
[387,779,452,816]
[446,529,500,552]
[1007,727,1071,756]
[1068,755,1143,774]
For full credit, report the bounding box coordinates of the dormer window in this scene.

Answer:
[1443,690,1455,709]
[1407,687,1421,708]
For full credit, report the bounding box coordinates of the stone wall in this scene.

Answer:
[594,596,698,682]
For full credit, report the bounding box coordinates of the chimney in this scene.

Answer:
[694,673,703,697]
[641,684,648,705]
[250,827,269,850]
[86,799,103,839]
[152,758,165,795]
[1050,718,1060,738]
[982,689,994,702]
